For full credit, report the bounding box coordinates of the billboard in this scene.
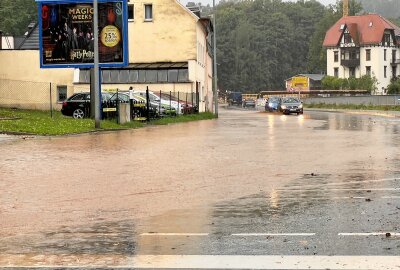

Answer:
[291,76,309,90]
[37,0,128,68]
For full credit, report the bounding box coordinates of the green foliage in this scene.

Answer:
[387,76,400,94]
[358,0,400,19]
[0,108,215,135]
[0,0,37,35]
[322,75,377,92]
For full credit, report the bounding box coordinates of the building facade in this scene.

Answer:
[323,14,400,95]
[0,0,214,112]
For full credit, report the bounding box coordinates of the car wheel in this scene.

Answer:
[73,108,85,119]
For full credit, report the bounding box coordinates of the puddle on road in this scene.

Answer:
[0,220,137,255]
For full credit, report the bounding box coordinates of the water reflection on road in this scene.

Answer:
[0,109,399,264]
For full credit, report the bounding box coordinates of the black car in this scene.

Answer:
[279,97,303,115]
[61,92,112,119]
[228,92,242,106]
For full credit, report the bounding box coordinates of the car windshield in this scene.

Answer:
[269,97,280,102]
[282,97,300,103]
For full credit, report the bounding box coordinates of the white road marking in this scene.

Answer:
[339,232,400,236]
[2,255,400,269]
[232,233,316,236]
[140,233,209,236]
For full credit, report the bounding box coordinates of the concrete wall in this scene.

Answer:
[304,95,400,106]
[0,50,75,110]
[128,0,197,63]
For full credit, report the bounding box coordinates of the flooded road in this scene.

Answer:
[0,108,399,269]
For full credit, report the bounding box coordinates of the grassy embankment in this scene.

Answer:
[0,108,215,136]
[305,103,400,112]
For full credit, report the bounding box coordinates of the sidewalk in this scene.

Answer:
[305,108,400,118]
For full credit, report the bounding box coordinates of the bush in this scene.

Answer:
[321,75,377,92]
[387,76,400,94]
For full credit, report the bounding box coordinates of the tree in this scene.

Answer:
[0,0,37,36]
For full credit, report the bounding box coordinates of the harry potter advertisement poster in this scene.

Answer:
[40,1,127,67]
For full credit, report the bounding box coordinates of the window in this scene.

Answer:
[102,70,111,83]
[178,69,189,82]
[349,67,356,77]
[79,70,89,83]
[138,70,146,82]
[110,70,119,82]
[366,49,371,61]
[145,70,157,83]
[343,33,352,44]
[57,86,67,102]
[393,50,397,62]
[144,4,153,21]
[334,68,339,78]
[168,69,179,82]
[129,70,139,82]
[384,49,387,61]
[384,66,387,78]
[383,33,391,46]
[334,51,339,62]
[70,94,85,101]
[128,4,134,20]
[120,70,129,83]
[366,66,371,76]
[392,66,397,78]
[157,70,168,82]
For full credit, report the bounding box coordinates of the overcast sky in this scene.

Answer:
[179,0,337,7]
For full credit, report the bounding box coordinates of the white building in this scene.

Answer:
[323,14,400,94]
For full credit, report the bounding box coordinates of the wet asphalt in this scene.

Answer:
[0,107,399,267]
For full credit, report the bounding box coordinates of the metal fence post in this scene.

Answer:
[191,91,194,114]
[159,90,161,117]
[49,82,53,118]
[169,91,172,116]
[146,86,150,122]
[178,92,180,116]
[185,93,188,115]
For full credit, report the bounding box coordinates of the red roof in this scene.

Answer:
[323,14,400,47]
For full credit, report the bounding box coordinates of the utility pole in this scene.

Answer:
[93,0,101,128]
[213,0,218,118]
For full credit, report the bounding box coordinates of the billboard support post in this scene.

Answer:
[93,0,101,128]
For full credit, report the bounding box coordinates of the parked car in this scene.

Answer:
[279,97,303,115]
[61,92,112,119]
[108,92,160,118]
[265,96,281,112]
[243,99,256,108]
[228,92,242,106]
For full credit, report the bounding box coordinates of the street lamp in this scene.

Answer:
[212,0,218,118]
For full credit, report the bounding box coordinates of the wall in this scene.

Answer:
[0,50,75,110]
[304,95,400,106]
[128,0,197,63]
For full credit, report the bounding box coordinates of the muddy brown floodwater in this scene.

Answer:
[0,108,399,266]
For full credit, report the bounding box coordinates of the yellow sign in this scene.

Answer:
[101,25,121,47]
[291,77,308,88]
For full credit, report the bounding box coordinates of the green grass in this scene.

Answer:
[305,103,400,112]
[0,108,215,136]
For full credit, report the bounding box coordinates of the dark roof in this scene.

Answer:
[323,14,400,47]
[18,23,39,50]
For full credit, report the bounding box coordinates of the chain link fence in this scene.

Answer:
[0,79,55,111]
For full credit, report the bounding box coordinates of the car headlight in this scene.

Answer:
[281,105,287,109]
[299,104,303,109]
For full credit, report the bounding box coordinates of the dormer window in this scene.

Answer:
[340,24,345,30]
[344,32,352,44]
